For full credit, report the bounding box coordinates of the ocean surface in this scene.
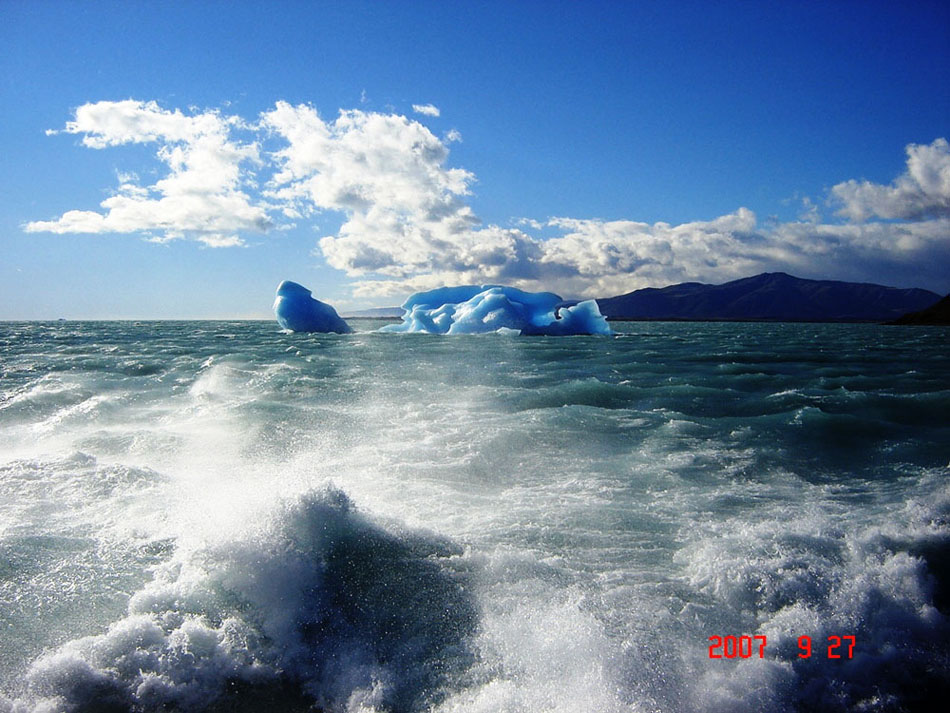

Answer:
[0,320,948,712]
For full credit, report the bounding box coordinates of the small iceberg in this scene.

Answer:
[273,280,353,333]
[380,285,612,336]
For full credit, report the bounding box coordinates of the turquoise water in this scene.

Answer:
[0,320,948,711]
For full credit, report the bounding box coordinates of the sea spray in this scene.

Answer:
[17,487,477,713]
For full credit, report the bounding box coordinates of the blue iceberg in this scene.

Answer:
[273,280,353,333]
[380,285,612,336]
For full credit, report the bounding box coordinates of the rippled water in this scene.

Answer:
[1,320,948,712]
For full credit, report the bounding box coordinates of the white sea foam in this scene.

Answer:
[10,487,478,712]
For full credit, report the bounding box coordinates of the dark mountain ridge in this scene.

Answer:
[888,294,950,325]
[593,272,941,322]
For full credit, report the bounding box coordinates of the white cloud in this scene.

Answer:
[285,124,950,298]
[258,105,949,297]
[412,103,441,117]
[25,98,950,297]
[261,101,478,276]
[196,234,247,248]
[798,196,820,224]
[342,208,780,299]
[832,138,950,221]
[534,211,949,297]
[338,207,949,299]
[25,100,271,246]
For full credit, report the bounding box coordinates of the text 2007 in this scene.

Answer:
[708,635,856,659]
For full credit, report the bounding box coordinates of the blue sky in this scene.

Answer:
[2,0,948,319]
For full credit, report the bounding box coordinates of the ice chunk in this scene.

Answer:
[380,285,612,335]
[273,280,352,333]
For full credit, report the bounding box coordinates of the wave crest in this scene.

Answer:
[18,487,478,713]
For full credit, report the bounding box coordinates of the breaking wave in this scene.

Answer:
[9,488,477,713]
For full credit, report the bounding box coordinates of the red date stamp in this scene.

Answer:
[708,635,855,659]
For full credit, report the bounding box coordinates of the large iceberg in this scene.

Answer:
[273,280,353,333]
[380,285,612,336]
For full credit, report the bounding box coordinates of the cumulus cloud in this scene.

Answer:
[343,209,799,299]
[339,208,944,300]
[257,110,950,297]
[832,138,950,221]
[288,128,950,298]
[412,103,441,117]
[531,211,950,298]
[25,100,271,247]
[25,99,950,296]
[258,103,798,298]
[346,205,949,299]
[261,101,479,276]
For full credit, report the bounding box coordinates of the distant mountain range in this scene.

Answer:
[592,272,942,322]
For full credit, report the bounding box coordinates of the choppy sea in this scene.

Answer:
[0,320,948,712]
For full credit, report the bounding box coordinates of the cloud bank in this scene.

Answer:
[26,100,950,296]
